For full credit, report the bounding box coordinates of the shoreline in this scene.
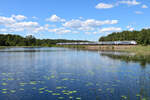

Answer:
[56,45,150,55]
[0,46,44,49]
[1,45,150,55]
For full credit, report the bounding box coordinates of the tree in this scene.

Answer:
[99,29,150,45]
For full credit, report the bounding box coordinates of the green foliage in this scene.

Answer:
[0,34,88,46]
[99,29,150,45]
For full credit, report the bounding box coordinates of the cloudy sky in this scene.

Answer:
[0,0,149,41]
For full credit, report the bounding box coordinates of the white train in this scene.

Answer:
[57,41,137,45]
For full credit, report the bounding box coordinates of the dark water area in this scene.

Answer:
[0,47,150,100]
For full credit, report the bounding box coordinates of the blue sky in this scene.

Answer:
[0,0,149,41]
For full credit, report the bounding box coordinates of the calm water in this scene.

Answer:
[0,47,150,100]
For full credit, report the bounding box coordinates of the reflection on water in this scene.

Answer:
[0,47,150,100]
[100,51,150,67]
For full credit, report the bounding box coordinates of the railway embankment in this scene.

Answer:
[86,45,150,55]
[84,45,136,51]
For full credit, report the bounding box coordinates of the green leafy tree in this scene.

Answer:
[99,29,150,45]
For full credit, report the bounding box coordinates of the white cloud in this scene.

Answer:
[83,19,118,27]
[129,28,134,31]
[85,32,91,34]
[144,27,150,29]
[72,31,79,34]
[0,28,8,32]
[135,11,143,14]
[95,0,141,10]
[63,19,82,28]
[46,14,66,22]
[63,19,118,29]
[99,27,122,33]
[95,3,114,9]
[48,27,71,34]
[11,15,27,21]
[142,4,148,8]
[126,25,134,31]
[126,25,131,29]
[79,17,84,20]
[78,26,94,31]
[119,0,140,5]
[0,15,120,35]
[6,21,40,33]
[32,26,45,33]
[0,15,44,34]
[7,21,39,29]
[0,16,16,26]
[0,32,11,35]
[32,16,38,19]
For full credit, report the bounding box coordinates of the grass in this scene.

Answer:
[123,45,150,55]
[55,45,86,49]
[56,45,150,55]
[0,46,7,49]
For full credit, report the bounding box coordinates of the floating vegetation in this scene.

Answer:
[43,76,51,80]
[2,91,7,94]
[136,94,141,97]
[51,75,55,79]
[142,98,147,100]
[62,78,69,81]
[76,97,81,100]
[19,82,27,86]
[29,81,37,85]
[2,83,8,86]
[45,90,53,93]
[121,95,127,99]
[10,90,16,93]
[61,90,77,95]
[2,73,7,75]
[60,73,72,75]
[56,86,63,89]
[8,78,14,81]
[2,78,6,81]
[58,97,64,99]
[69,96,73,99]
[39,91,44,94]
[32,87,37,90]
[52,93,61,96]
[39,87,46,91]
[110,88,115,94]
[86,82,93,86]
[98,88,102,92]
[112,84,117,87]
[20,88,24,91]
[56,86,66,89]
[70,79,76,81]
[2,89,7,91]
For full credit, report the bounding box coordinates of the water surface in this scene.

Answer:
[0,47,150,100]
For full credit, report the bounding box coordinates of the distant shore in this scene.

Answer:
[87,45,150,55]
[1,45,150,55]
[0,46,43,49]
[57,45,150,55]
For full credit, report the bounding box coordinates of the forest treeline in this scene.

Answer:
[0,34,88,46]
[99,29,150,45]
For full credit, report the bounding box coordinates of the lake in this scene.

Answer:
[0,47,150,100]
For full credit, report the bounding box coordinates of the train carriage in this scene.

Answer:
[57,41,137,45]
